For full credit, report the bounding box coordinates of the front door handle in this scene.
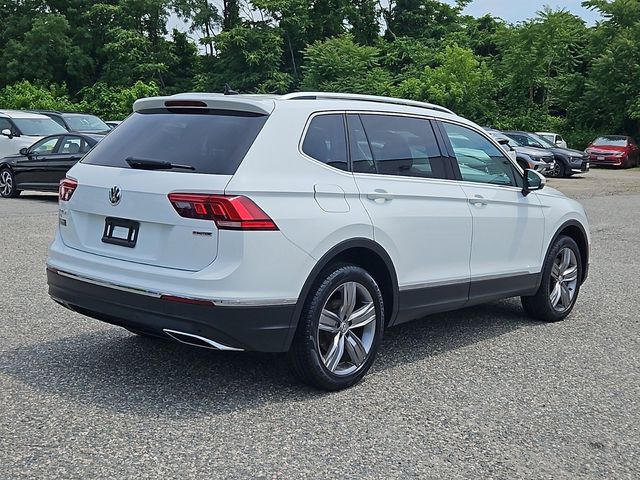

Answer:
[367,189,393,202]
[469,194,488,206]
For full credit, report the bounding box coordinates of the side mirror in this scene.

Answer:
[1,128,13,139]
[19,147,29,156]
[522,169,546,196]
[497,138,510,146]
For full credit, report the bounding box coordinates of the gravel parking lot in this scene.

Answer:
[1,168,639,479]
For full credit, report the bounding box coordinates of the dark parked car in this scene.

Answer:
[0,133,103,198]
[485,128,555,175]
[586,135,639,168]
[503,131,589,177]
[33,111,111,134]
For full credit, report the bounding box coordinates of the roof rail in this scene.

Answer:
[280,92,454,115]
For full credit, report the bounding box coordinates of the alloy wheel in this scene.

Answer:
[0,170,13,197]
[317,281,377,376]
[549,247,579,312]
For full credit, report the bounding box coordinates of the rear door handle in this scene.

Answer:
[367,189,393,202]
[469,194,488,206]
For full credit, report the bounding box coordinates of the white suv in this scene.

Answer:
[0,110,67,157]
[47,93,590,390]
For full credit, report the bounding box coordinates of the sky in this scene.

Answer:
[168,1,603,42]
[447,0,601,24]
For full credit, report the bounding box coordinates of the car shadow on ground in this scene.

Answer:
[16,194,58,202]
[0,299,541,417]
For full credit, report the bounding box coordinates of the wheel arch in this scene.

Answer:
[547,220,589,284]
[284,238,400,350]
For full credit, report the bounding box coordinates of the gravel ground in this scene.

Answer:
[0,168,639,479]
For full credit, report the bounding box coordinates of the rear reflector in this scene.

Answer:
[161,294,214,306]
[168,193,278,231]
[59,178,78,202]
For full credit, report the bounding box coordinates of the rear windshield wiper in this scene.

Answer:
[125,157,195,171]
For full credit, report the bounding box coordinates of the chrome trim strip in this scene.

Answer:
[163,329,244,351]
[50,268,298,307]
[54,269,161,298]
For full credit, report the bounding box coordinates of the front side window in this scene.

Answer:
[355,114,447,179]
[31,137,60,155]
[302,114,348,171]
[443,122,518,186]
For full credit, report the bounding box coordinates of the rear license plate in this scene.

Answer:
[102,217,139,248]
[597,156,605,161]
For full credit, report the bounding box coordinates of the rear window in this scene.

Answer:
[64,114,109,133]
[593,136,627,147]
[81,110,268,174]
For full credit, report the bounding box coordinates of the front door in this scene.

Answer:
[348,113,473,323]
[438,121,546,302]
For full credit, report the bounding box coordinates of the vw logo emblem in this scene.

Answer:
[109,185,122,206]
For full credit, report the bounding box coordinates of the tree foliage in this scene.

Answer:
[1,0,639,146]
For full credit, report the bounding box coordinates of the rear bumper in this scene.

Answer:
[47,268,297,352]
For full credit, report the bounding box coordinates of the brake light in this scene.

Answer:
[168,193,278,231]
[164,100,207,108]
[59,178,77,201]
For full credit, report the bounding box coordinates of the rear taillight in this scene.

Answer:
[59,178,77,202]
[168,193,278,231]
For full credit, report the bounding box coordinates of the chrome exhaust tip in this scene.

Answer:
[162,329,244,351]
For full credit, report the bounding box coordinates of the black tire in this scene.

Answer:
[551,160,566,178]
[0,168,20,198]
[521,235,582,322]
[288,263,384,391]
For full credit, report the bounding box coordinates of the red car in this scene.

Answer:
[586,135,639,168]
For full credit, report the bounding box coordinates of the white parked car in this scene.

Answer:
[537,131,568,148]
[47,92,590,390]
[0,110,67,158]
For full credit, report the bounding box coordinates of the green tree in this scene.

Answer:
[302,34,393,95]
[397,44,497,122]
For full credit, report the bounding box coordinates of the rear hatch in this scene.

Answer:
[59,98,271,271]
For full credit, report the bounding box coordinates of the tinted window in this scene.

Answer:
[31,137,60,155]
[0,118,12,133]
[13,118,66,136]
[65,114,109,133]
[81,110,268,175]
[302,114,348,171]
[60,136,85,154]
[347,114,374,173]
[357,114,447,179]
[443,122,517,186]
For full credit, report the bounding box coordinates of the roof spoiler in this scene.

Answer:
[133,93,275,115]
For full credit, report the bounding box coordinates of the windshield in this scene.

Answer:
[593,136,627,147]
[13,118,67,136]
[65,114,109,132]
[528,133,556,148]
[489,132,520,148]
[81,110,268,175]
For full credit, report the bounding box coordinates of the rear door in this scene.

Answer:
[59,109,268,271]
[438,121,545,301]
[348,113,472,323]
[43,135,87,185]
[14,136,62,187]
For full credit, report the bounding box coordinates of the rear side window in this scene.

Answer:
[302,114,348,171]
[81,110,268,175]
[356,114,447,179]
